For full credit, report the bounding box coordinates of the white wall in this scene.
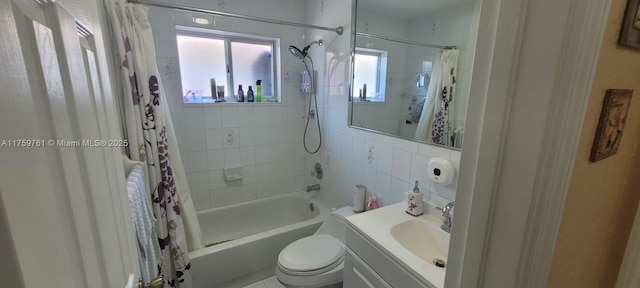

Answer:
[148,0,312,210]
[303,0,463,210]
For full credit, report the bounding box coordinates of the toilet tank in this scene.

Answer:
[314,206,354,244]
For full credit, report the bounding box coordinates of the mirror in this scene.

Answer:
[349,0,478,149]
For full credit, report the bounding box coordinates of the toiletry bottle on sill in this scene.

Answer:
[237,85,244,102]
[362,83,367,101]
[256,80,262,102]
[210,78,217,101]
[247,86,254,102]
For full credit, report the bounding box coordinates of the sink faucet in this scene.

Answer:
[306,184,321,192]
[437,202,455,233]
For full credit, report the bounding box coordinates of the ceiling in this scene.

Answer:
[358,0,475,21]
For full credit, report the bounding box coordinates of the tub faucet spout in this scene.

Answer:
[306,184,321,192]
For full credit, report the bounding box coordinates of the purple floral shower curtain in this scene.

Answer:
[415,49,459,146]
[105,1,201,287]
[430,50,459,146]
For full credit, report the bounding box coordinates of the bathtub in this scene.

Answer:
[189,192,328,288]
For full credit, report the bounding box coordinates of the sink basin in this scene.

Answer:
[390,220,450,265]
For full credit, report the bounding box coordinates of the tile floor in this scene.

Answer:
[243,276,286,288]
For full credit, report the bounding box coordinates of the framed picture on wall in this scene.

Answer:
[620,0,640,49]
[589,89,633,162]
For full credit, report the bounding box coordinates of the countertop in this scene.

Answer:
[346,202,449,288]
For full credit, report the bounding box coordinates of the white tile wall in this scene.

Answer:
[304,0,461,209]
[149,1,309,211]
[151,0,461,212]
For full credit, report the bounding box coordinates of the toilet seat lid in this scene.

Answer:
[278,235,344,272]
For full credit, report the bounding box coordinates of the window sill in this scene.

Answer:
[353,99,385,103]
[182,96,279,106]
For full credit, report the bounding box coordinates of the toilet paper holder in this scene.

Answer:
[428,158,455,186]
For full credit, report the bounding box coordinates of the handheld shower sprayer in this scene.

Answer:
[287,39,324,154]
[288,39,324,60]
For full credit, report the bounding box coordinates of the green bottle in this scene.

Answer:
[256,80,262,102]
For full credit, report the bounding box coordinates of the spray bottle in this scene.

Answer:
[256,80,262,102]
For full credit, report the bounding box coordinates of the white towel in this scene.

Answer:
[127,164,162,283]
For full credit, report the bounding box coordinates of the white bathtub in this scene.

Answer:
[189,192,327,288]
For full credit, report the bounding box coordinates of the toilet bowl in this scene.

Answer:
[276,206,354,288]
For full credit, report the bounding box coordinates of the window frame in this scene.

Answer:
[354,47,388,102]
[176,26,279,103]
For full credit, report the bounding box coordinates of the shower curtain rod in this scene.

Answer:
[128,0,344,35]
[356,32,455,50]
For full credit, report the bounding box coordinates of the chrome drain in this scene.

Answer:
[309,203,315,212]
[433,259,446,268]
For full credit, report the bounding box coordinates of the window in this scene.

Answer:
[176,27,277,103]
[353,48,387,102]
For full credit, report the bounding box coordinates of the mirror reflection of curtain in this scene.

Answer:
[414,49,459,146]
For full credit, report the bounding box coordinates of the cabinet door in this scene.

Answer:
[350,266,381,288]
[345,249,392,288]
[1,0,139,287]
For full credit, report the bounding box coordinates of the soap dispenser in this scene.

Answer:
[406,181,424,216]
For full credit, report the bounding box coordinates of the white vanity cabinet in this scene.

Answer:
[344,225,435,288]
[344,249,391,288]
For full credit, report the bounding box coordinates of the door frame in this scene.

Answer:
[617,203,640,287]
[514,0,612,285]
[448,0,612,287]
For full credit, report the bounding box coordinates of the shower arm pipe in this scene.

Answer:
[356,32,456,50]
[128,0,344,35]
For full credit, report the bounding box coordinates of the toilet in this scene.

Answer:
[276,206,354,288]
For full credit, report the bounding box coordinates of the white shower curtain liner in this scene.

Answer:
[415,49,459,146]
[105,1,203,287]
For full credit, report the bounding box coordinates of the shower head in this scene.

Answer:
[288,45,306,60]
[288,39,324,60]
